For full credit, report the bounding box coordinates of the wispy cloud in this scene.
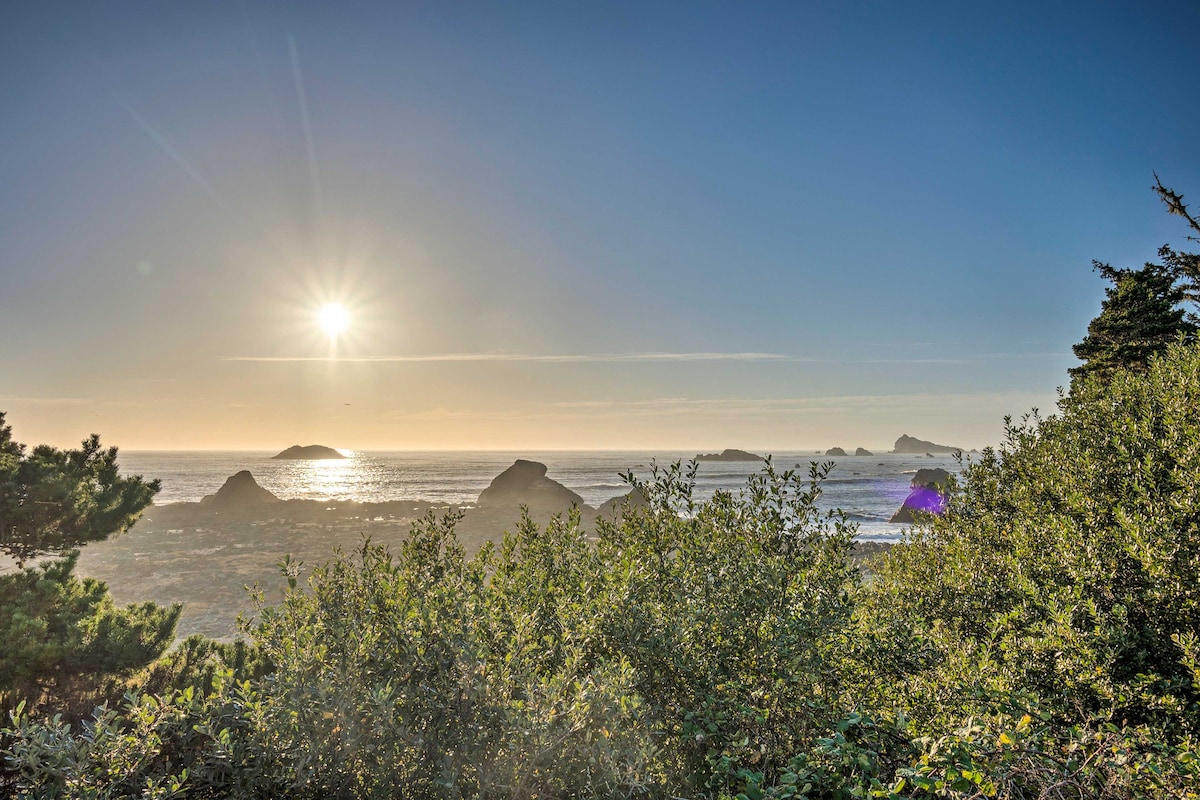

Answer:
[222,352,794,363]
[0,396,92,405]
[389,390,1057,422]
[545,391,1053,416]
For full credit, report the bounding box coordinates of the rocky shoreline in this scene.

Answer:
[77,457,916,641]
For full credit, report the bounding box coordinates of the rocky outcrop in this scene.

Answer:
[825,447,848,456]
[272,444,346,460]
[889,468,951,524]
[892,434,962,455]
[597,487,649,520]
[855,448,873,456]
[201,471,280,509]
[694,449,765,462]
[477,460,585,510]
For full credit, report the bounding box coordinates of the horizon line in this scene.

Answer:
[221,351,795,363]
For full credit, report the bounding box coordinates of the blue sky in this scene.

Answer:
[2,1,1198,450]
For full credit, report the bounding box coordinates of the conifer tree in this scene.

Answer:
[0,411,159,567]
[1070,261,1195,383]
[0,412,178,716]
[1071,179,1200,383]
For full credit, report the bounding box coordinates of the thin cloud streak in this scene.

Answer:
[0,396,92,405]
[386,389,1056,424]
[222,352,794,363]
[546,391,1052,416]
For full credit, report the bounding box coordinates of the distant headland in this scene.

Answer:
[694,449,766,462]
[271,444,347,460]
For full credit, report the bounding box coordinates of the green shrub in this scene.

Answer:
[865,339,1200,741]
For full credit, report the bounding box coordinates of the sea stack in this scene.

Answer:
[889,468,951,524]
[201,470,280,509]
[825,447,848,457]
[597,486,649,520]
[477,460,585,511]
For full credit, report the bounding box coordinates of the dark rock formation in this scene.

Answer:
[201,471,280,509]
[694,449,766,462]
[825,447,848,456]
[597,487,649,520]
[477,460,585,510]
[855,447,873,456]
[272,444,346,460]
[889,468,951,524]
[892,434,962,455]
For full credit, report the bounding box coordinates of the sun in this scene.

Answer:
[317,303,350,337]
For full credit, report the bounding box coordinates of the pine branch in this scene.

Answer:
[1154,173,1200,242]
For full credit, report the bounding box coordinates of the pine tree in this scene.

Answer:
[1070,261,1195,383]
[0,412,178,716]
[0,411,160,567]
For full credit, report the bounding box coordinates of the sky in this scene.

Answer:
[2,0,1199,452]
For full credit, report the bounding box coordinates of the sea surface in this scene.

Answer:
[119,450,966,543]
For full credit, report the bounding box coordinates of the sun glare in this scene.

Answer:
[318,303,350,337]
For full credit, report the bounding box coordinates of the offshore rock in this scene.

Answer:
[272,444,346,459]
[597,487,649,520]
[477,460,585,511]
[694,449,765,462]
[892,434,962,455]
[855,448,873,456]
[201,470,280,509]
[825,447,848,457]
[889,468,951,524]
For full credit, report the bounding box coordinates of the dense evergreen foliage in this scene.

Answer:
[1070,260,1190,381]
[1069,261,1195,382]
[0,412,160,567]
[1071,179,1200,382]
[0,415,178,721]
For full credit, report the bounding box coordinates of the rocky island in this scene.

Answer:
[694,449,765,462]
[272,444,347,460]
[891,434,962,455]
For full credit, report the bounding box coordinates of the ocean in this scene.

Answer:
[119,450,964,544]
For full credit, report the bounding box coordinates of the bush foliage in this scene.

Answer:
[6,342,1200,797]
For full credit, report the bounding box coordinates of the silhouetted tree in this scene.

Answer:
[1071,179,1200,383]
[1070,261,1195,383]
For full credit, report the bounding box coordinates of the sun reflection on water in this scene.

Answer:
[273,453,361,500]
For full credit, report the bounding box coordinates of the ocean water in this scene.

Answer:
[119,450,964,543]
